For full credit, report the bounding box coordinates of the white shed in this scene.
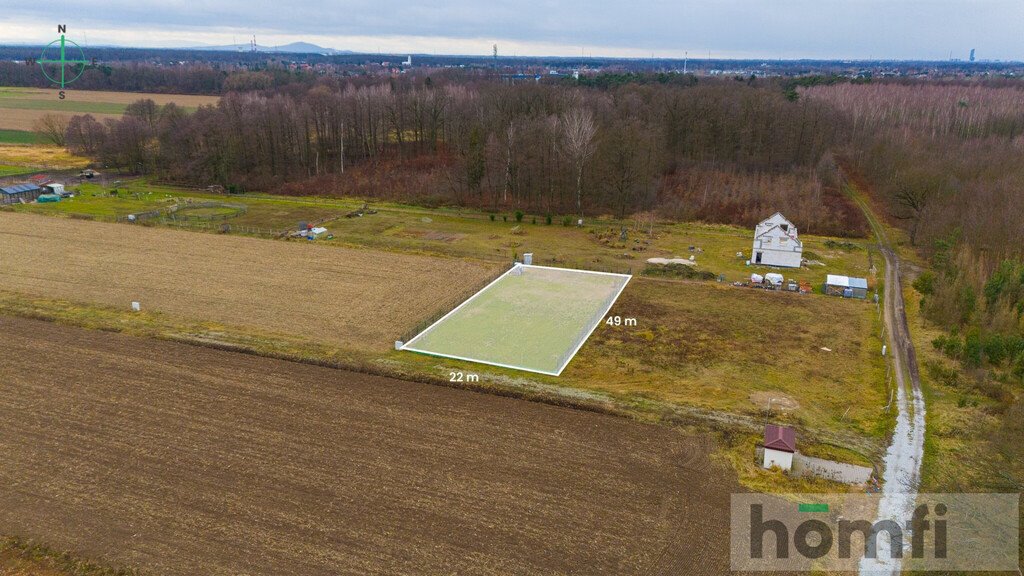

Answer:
[762,424,797,471]
[752,212,803,268]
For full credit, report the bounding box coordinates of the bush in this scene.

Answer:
[942,334,963,359]
[963,330,983,369]
[503,215,508,222]
[642,264,716,281]
[515,211,524,223]
[913,271,936,296]
[531,217,536,225]
[1012,354,1024,381]
[982,334,1008,366]
[562,216,572,227]
[546,214,553,225]
[489,214,495,222]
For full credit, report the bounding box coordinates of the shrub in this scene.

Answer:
[562,216,572,226]
[982,334,1008,366]
[515,211,524,223]
[546,214,553,225]
[489,214,495,222]
[941,334,963,359]
[642,264,716,281]
[913,271,936,296]
[963,330,983,369]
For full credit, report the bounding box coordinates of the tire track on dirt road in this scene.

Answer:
[847,176,927,576]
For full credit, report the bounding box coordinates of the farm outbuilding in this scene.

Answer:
[44,183,68,197]
[824,275,869,299]
[762,424,797,471]
[0,183,44,205]
[752,212,803,268]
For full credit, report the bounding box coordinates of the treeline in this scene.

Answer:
[0,61,239,94]
[807,82,1024,350]
[808,81,1024,263]
[65,77,863,235]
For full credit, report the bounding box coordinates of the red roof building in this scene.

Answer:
[764,424,797,453]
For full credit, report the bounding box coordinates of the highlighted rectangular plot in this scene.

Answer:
[401,264,631,376]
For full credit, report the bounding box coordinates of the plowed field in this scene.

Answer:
[0,316,740,575]
[0,212,498,350]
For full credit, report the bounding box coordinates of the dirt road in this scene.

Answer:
[848,179,926,576]
[0,316,737,575]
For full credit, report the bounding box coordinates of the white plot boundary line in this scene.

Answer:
[400,263,631,377]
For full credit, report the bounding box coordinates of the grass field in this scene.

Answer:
[0,212,499,351]
[567,278,891,450]
[0,87,219,136]
[404,265,629,375]
[0,164,35,177]
[0,129,44,145]
[3,181,891,485]
[14,180,877,289]
[0,315,738,575]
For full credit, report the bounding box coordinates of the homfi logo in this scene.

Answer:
[729,493,1019,572]
[749,502,946,560]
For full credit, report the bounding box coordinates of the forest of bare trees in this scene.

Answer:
[66,76,863,235]
[806,82,1024,401]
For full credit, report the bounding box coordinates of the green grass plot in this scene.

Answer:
[402,264,630,375]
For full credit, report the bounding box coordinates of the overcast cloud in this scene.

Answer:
[1,0,1022,60]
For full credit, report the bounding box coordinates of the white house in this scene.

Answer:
[762,424,796,471]
[752,212,803,268]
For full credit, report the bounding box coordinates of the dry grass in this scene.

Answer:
[0,145,88,169]
[569,277,891,453]
[0,212,499,351]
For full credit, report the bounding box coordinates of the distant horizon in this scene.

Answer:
[3,1,1022,63]
[1,40,1018,65]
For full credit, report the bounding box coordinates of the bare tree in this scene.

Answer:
[33,113,69,147]
[559,107,597,224]
[892,173,940,246]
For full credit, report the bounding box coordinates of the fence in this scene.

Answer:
[167,201,248,222]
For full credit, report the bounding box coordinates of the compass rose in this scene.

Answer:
[38,29,90,89]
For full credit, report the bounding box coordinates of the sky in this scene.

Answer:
[1,0,1022,60]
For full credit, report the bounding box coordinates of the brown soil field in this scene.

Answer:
[5,88,219,107]
[0,212,499,351]
[0,316,739,575]
[0,88,219,132]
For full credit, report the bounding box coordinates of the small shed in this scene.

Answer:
[45,183,68,197]
[762,424,797,471]
[824,274,868,299]
[0,183,44,205]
